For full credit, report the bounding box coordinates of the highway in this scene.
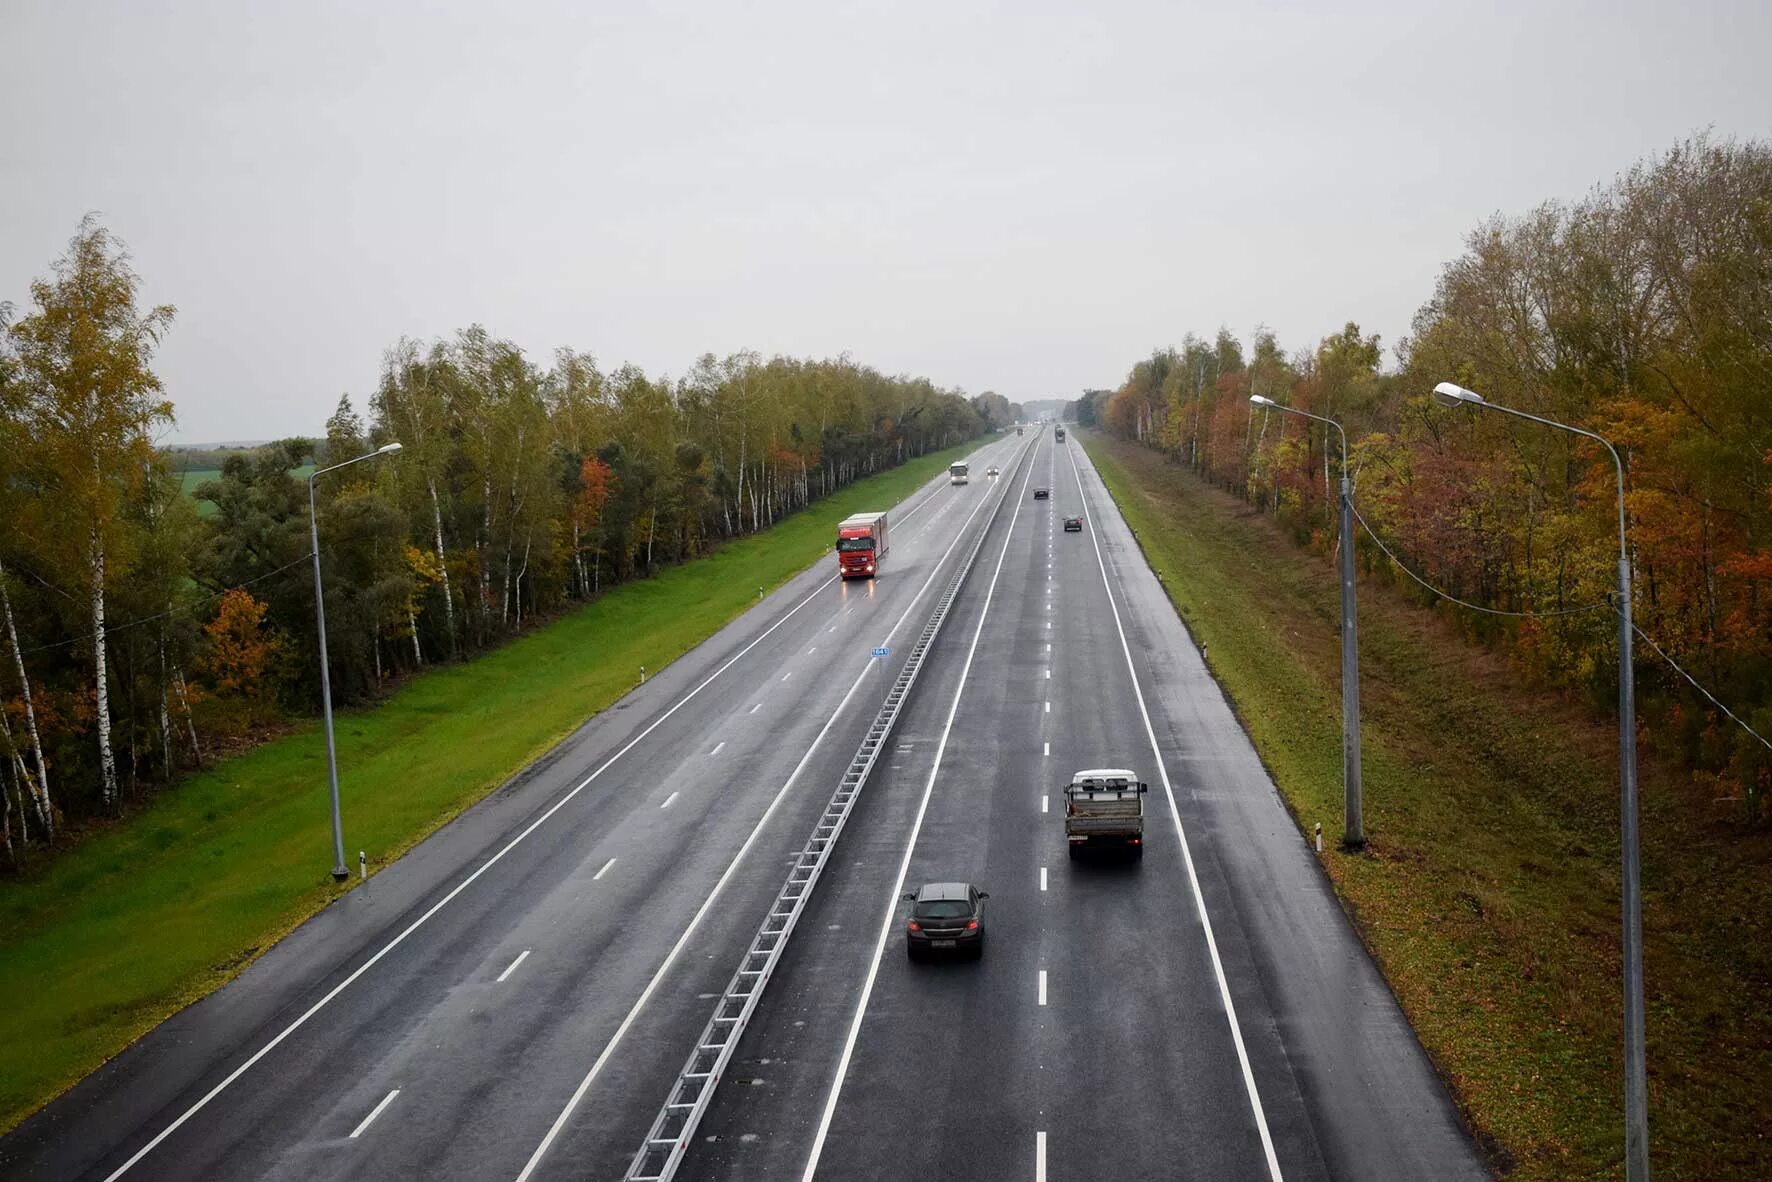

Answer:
[0,427,1488,1182]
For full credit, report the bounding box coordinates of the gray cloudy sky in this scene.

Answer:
[4,0,1769,443]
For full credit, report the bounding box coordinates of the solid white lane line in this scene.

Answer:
[1040,867,1048,892]
[497,950,531,983]
[801,436,1039,1181]
[660,792,679,810]
[782,671,793,681]
[1036,1131,1046,1182]
[522,440,1034,1182]
[1041,794,1048,813]
[350,1090,400,1139]
[711,741,726,756]
[95,542,879,1180]
[1064,440,1283,1179]
[750,703,762,714]
[808,646,817,655]
[593,858,616,880]
[1038,970,1048,1006]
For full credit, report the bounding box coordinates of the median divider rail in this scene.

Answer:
[621,436,1031,1182]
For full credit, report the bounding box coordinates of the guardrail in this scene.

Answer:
[621,436,1031,1182]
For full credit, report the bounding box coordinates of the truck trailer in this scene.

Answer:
[836,511,889,579]
[1063,767,1147,858]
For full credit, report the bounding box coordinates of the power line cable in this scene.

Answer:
[1348,500,1771,753]
[1348,500,1612,619]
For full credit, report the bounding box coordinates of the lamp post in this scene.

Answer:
[1431,380,1647,1180]
[309,441,403,881]
[1250,395,1363,848]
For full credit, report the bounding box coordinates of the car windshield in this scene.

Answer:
[914,900,972,919]
[837,537,875,552]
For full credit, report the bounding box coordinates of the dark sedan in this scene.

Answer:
[1033,487,1050,500]
[903,882,988,961]
[1063,515,1083,531]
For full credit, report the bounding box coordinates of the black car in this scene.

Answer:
[1033,487,1050,500]
[903,882,988,960]
[1063,515,1083,532]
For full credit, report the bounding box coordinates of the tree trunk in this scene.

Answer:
[89,528,119,811]
[428,479,456,658]
[0,559,53,839]
[174,665,203,766]
[408,604,424,666]
[158,636,173,778]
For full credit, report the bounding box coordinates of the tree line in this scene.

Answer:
[0,216,1001,862]
[1079,133,1771,821]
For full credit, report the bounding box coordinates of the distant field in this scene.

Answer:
[0,439,980,1133]
[175,464,315,518]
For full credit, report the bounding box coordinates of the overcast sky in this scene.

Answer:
[4,0,1768,443]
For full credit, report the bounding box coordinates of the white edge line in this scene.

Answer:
[660,792,679,810]
[496,949,531,983]
[593,857,616,880]
[800,433,1038,1180]
[1041,794,1048,813]
[1065,439,1283,1180]
[710,741,726,756]
[1036,1130,1047,1182]
[1039,866,1048,891]
[349,1089,400,1139]
[1038,969,1048,1006]
[98,465,975,1180]
[517,440,1028,1182]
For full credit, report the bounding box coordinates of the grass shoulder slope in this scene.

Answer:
[1082,431,1770,1182]
[0,439,980,1134]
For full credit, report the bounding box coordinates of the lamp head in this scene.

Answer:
[1432,381,1483,408]
[1249,394,1276,408]
[377,441,404,455]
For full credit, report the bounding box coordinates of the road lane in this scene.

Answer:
[681,428,1486,1181]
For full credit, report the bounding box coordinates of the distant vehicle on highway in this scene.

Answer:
[949,461,969,485]
[1016,426,1024,436]
[1064,768,1147,859]
[986,465,1000,478]
[1054,426,1066,441]
[1063,515,1083,532]
[1033,487,1050,500]
[836,511,888,579]
[903,882,988,960]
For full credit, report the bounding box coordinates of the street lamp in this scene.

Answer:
[1431,380,1648,1180]
[1250,395,1363,847]
[309,441,403,881]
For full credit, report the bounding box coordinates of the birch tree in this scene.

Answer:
[6,217,174,811]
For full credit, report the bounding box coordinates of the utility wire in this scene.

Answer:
[1348,501,1612,619]
[13,550,317,657]
[1348,501,1772,754]
[1631,622,1772,753]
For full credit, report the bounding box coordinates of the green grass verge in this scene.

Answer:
[0,439,982,1132]
[1084,432,1770,1181]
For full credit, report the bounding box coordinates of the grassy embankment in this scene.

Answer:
[1084,433,1769,1181]
[0,439,980,1132]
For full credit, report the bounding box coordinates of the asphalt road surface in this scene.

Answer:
[0,427,1489,1182]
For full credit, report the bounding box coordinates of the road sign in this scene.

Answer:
[871,646,889,658]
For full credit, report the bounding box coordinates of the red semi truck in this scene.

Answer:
[836,511,889,579]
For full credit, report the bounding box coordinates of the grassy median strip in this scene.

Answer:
[1084,432,1770,1181]
[0,441,979,1133]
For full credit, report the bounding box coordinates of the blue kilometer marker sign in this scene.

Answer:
[871,647,889,658]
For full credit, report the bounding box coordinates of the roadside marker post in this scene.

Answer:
[359,850,366,881]
[1314,823,1323,853]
